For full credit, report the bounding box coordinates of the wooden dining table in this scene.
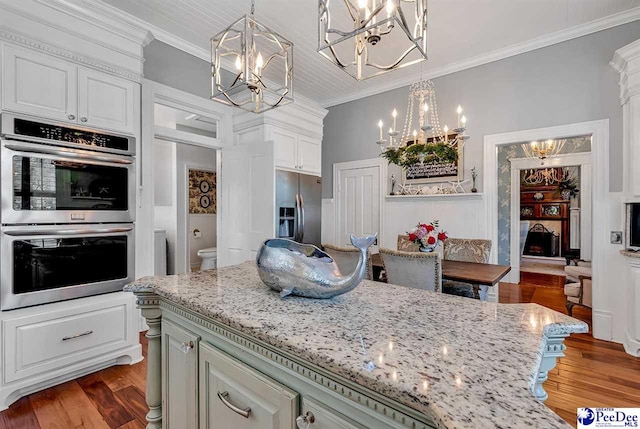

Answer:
[369,253,511,300]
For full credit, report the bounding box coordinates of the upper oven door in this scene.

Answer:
[1,223,135,310]
[1,140,135,224]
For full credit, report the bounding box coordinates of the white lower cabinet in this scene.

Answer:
[162,320,200,429]
[199,342,298,429]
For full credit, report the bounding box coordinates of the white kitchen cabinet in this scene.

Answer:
[0,292,142,411]
[297,136,321,176]
[2,44,78,122]
[271,126,322,176]
[272,127,298,170]
[78,68,137,134]
[1,44,138,135]
[199,342,298,429]
[162,320,200,429]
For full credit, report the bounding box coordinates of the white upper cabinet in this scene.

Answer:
[272,127,298,171]
[2,45,78,122]
[78,68,137,134]
[297,136,321,176]
[271,126,322,176]
[2,44,138,135]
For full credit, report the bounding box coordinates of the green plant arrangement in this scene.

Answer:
[558,175,579,200]
[380,141,458,169]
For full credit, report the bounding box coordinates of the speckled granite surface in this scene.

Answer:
[125,261,588,429]
[621,249,640,258]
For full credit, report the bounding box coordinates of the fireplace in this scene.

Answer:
[524,223,560,257]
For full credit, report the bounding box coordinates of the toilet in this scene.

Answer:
[197,247,217,270]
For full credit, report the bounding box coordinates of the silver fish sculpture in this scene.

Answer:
[256,234,378,299]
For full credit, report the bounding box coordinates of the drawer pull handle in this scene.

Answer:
[217,391,251,418]
[62,330,93,341]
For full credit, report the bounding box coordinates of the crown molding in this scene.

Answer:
[0,26,142,82]
[321,5,640,108]
[611,38,640,104]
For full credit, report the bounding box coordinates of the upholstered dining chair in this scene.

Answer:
[564,275,592,316]
[397,234,421,252]
[442,238,492,299]
[322,244,373,280]
[379,248,442,292]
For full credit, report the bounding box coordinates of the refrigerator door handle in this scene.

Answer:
[299,194,305,242]
[294,193,301,242]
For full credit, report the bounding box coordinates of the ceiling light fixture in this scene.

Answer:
[521,140,566,165]
[211,0,293,113]
[318,0,428,80]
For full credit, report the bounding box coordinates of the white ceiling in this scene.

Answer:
[101,0,640,107]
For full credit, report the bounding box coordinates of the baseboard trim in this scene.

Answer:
[592,309,613,341]
[624,332,640,357]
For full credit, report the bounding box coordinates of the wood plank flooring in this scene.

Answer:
[0,333,149,429]
[0,273,638,429]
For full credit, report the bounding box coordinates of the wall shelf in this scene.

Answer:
[385,193,483,200]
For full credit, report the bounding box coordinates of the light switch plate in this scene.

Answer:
[610,231,623,244]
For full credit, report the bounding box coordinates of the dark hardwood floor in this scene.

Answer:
[0,273,638,429]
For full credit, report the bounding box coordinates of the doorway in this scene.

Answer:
[484,120,611,341]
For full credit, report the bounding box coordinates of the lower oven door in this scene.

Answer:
[1,140,135,224]
[1,224,134,310]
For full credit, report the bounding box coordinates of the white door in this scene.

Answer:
[78,68,137,134]
[337,161,382,246]
[298,137,321,176]
[218,140,275,267]
[2,45,78,122]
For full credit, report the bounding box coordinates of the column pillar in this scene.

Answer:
[137,293,162,429]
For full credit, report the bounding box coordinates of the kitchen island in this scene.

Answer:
[125,261,588,429]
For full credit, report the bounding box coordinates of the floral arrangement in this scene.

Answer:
[407,220,448,252]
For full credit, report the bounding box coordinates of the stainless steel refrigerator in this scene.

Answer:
[276,170,322,247]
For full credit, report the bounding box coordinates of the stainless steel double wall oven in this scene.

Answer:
[0,114,136,310]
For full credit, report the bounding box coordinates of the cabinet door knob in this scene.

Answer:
[68,114,76,120]
[179,341,194,354]
[80,117,88,122]
[296,411,315,428]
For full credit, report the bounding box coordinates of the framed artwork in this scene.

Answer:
[189,169,216,214]
[402,134,463,185]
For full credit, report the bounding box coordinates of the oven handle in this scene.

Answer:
[3,227,133,237]
[4,142,133,165]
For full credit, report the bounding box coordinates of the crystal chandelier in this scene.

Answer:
[522,168,566,186]
[211,0,293,113]
[521,140,565,165]
[318,0,428,80]
[376,80,469,151]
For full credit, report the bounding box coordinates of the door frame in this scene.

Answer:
[509,152,592,283]
[332,158,387,247]
[484,119,611,340]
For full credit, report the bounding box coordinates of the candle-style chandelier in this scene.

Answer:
[521,140,566,165]
[318,0,428,80]
[211,0,293,114]
[377,80,469,166]
[522,167,566,186]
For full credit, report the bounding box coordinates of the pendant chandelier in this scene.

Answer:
[211,0,293,113]
[318,0,428,80]
[521,140,566,165]
[377,80,469,151]
[522,168,566,186]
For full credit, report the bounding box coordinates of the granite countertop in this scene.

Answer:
[621,249,640,258]
[125,262,588,429]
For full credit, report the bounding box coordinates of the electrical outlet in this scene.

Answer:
[610,231,623,244]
